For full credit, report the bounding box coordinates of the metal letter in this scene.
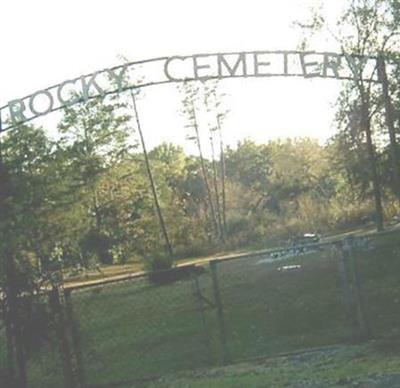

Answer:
[164,56,187,81]
[57,79,80,106]
[217,53,247,77]
[8,99,27,124]
[29,90,54,116]
[323,53,341,78]
[193,55,212,79]
[283,52,289,75]
[253,52,271,76]
[107,65,128,92]
[344,54,369,80]
[81,72,105,101]
[299,53,321,77]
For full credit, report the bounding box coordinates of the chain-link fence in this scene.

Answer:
[2,230,400,387]
[0,289,67,387]
[0,301,7,385]
[69,270,212,387]
[209,243,349,363]
[350,232,400,340]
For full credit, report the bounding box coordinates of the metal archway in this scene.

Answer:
[0,49,393,132]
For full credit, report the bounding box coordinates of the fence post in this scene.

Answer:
[210,260,228,364]
[340,236,370,342]
[346,237,370,341]
[191,269,213,364]
[64,289,86,388]
[49,286,75,388]
[337,240,358,343]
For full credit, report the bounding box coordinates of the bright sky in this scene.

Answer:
[0,0,347,155]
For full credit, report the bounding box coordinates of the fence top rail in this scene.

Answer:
[209,226,400,265]
[64,226,400,292]
[64,270,148,292]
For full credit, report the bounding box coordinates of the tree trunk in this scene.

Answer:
[192,109,220,240]
[217,115,227,236]
[209,131,224,242]
[361,99,384,231]
[377,56,400,202]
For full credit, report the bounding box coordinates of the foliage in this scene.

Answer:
[2,3,400,276]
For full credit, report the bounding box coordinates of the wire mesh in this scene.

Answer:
[23,293,65,388]
[70,270,212,386]
[0,299,7,385]
[213,243,351,362]
[351,232,400,340]
[2,230,400,387]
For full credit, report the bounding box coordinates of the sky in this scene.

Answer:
[0,0,348,155]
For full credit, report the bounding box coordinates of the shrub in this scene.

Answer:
[79,229,113,265]
[145,254,174,273]
[148,264,205,286]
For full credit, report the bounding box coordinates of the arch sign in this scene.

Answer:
[0,50,392,132]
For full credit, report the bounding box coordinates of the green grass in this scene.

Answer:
[75,279,211,384]
[4,232,400,387]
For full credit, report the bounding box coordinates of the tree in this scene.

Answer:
[58,95,133,264]
[0,124,67,276]
[296,0,400,230]
[203,80,230,240]
[178,81,221,242]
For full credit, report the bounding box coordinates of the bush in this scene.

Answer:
[145,253,199,285]
[145,254,174,273]
[148,264,205,286]
[79,229,113,265]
